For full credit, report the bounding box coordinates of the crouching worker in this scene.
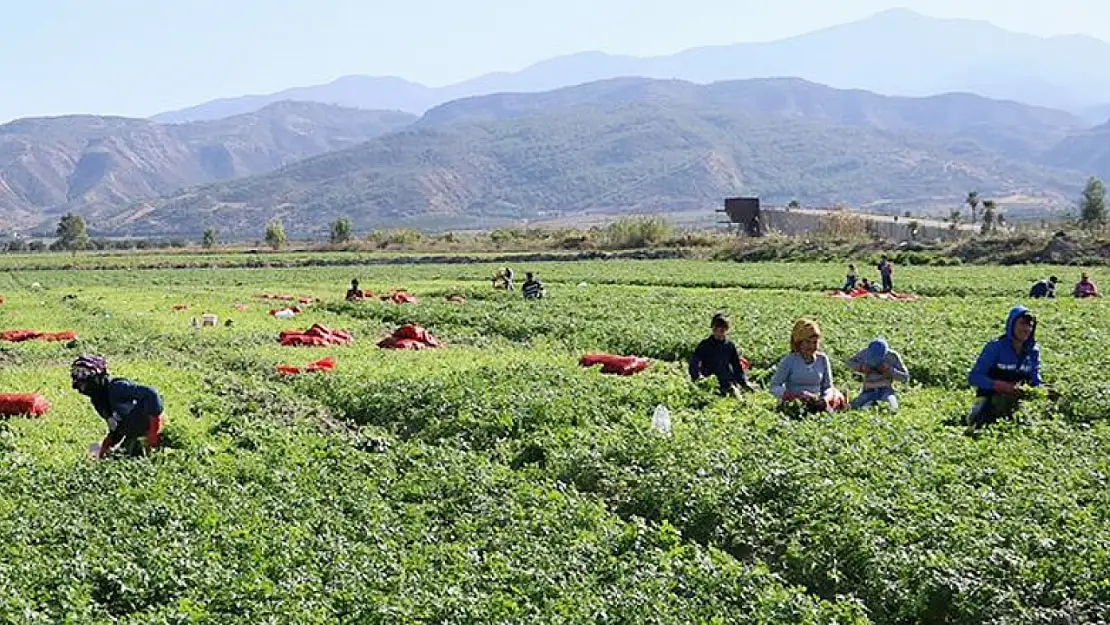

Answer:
[522,272,545,299]
[71,355,165,459]
[770,318,847,413]
[846,337,909,411]
[689,312,756,397]
[965,305,1053,434]
[345,278,365,302]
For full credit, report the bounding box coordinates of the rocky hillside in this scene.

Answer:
[0,102,415,229]
[102,78,1088,237]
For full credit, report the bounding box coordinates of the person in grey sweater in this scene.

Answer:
[846,337,910,411]
[770,318,847,413]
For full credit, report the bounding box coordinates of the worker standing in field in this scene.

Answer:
[846,337,909,411]
[689,312,756,397]
[492,267,515,291]
[965,305,1054,434]
[770,318,847,413]
[1029,276,1058,299]
[877,256,894,292]
[522,272,544,299]
[71,355,166,459]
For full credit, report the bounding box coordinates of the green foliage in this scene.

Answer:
[329,216,353,244]
[201,227,217,249]
[54,213,89,251]
[1080,176,1107,229]
[264,219,287,250]
[604,216,674,249]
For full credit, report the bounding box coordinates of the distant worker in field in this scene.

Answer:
[689,312,756,397]
[492,267,515,291]
[1029,276,1058,299]
[522,272,545,299]
[71,355,165,459]
[846,337,909,411]
[877,256,894,292]
[770,318,847,413]
[842,264,858,292]
[965,305,1054,434]
[859,277,879,293]
[1074,272,1100,298]
[345,279,365,302]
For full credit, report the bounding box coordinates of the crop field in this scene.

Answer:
[1,256,1108,624]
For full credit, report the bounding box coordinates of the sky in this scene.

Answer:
[1,0,1109,122]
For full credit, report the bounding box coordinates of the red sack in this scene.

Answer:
[0,296,5,305]
[275,363,302,374]
[298,297,313,304]
[579,353,651,376]
[172,304,189,310]
[40,331,78,341]
[0,329,77,342]
[0,393,50,416]
[306,356,336,371]
[385,291,418,304]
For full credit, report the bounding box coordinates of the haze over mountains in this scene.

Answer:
[2,8,1109,239]
[153,9,1110,124]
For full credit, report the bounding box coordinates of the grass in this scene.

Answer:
[1,256,1108,623]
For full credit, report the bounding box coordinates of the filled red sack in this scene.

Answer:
[305,356,336,371]
[0,329,78,342]
[298,297,313,304]
[378,324,441,349]
[579,353,652,375]
[0,393,50,416]
[278,324,353,346]
[384,291,418,304]
[172,304,189,310]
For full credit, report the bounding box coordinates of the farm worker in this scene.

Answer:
[877,256,894,292]
[770,318,847,413]
[1029,276,1057,299]
[965,305,1051,433]
[345,278,365,302]
[1074,272,1099,298]
[858,278,878,293]
[71,355,165,459]
[522,272,545,299]
[492,267,515,291]
[689,312,756,396]
[846,337,909,411]
[842,264,858,292]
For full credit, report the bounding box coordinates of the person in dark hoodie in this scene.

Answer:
[689,312,756,397]
[965,305,1049,433]
[71,355,166,459]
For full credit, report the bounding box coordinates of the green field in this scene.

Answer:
[1,256,1108,624]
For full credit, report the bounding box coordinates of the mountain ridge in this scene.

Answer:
[99,77,1096,238]
[150,8,1110,124]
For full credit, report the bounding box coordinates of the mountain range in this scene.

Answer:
[0,102,414,229]
[3,8,1110,238]
[152,8,1110,125]
[93,77,1093,237]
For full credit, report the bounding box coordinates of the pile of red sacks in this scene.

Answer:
[1,329,78,342]
[579,353,652,376]
[275,356,336,374]
[377,324,441,350]
[0,393,50,416]
[278,323,354,347]
[382,291,418,304]
[259,293,314,304]
[826,289,921,301]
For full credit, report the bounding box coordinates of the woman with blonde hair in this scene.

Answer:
[770,318,847,413]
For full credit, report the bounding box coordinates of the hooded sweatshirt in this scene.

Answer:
[86,378,165,438]
[968,305,1042,397]
[846,338,909,390]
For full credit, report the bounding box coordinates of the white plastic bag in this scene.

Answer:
[275,309,296,319]
[651,404,672,434]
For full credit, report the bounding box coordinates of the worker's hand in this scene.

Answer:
[991,380,1017,395]
[879,362,891,375]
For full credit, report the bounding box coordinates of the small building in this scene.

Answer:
[718,197,763,236]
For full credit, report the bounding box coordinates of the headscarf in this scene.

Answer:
[71,354,109,383]
[790,318,820,353]
[866,337,889,368]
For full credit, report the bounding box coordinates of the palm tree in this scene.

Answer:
[966,190,980,225]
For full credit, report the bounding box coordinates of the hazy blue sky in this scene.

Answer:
[1,0,1107,122]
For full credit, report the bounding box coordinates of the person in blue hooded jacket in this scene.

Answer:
[965,305,1047,432]
[846,337,909,411]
